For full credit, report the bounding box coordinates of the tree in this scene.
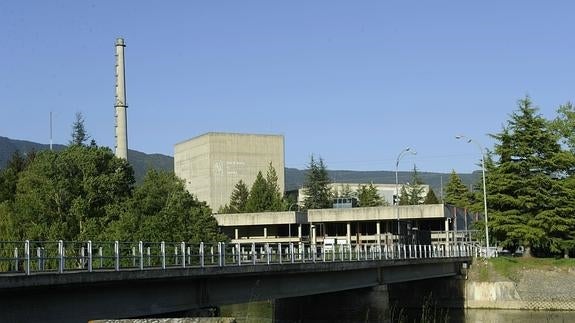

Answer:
[444,170,471,208]
[219,180,250,214]
[6,145,134,241]
[265,162,284,211]
[357,182,386,207]
[399,165,425,205]
[70,112,90,146]
[303,156,332,209]
[551,102,575,154]
[0,150,35,203]
[108,170,226,243]
[334,184,354,199]
[488,96,575,257]
[244,163,285,213]
[423,189,440,204]
[245,172,269,212]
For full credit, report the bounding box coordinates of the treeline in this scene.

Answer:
[219,155,441,214]
[0,115,225,243]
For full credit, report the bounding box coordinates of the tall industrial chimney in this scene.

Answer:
[114,38,128,159]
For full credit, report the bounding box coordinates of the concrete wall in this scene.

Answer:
[175,133,284,211]
[307,204,447,223]
[214,211,306,226]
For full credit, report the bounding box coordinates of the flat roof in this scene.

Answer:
[214,204,452,226]
[214,211,307,226]
[175,132,284,146]
[308,204,448,223]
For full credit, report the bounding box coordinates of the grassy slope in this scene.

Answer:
[471,256,575,282]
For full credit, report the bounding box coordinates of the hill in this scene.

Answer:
[1,136,478,193]
[0,136,173,183]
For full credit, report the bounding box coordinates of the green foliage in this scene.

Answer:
[245,172,268,212]
[357,182,386,207]
[0,143,224,243]
[108,170,226,243]
[0,150,35,203]
[444,170,471,208]
[488,257,575,281]
[336,184,354,198]
[265,162,284,211]
[551,101,575,154]
[423,189,440,204]
[69,112,90,146]
[244,163,285,213]
[7,145,134,241]
[303,155,332,209]
[399,165,425,205]
[219,180,250,214]
[488,96,575,257]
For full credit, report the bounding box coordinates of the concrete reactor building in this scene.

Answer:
[174,132,285,211]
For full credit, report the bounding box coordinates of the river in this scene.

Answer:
[220,301,575,322]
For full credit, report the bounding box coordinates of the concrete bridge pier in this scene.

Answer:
[273,285,390,322]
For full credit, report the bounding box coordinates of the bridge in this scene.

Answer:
[0,240,474,322]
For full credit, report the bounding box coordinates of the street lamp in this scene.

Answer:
[395,147,416,244]
[456,135,490,258]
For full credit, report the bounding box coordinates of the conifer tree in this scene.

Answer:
[265,162,284,211]
[245,172,269,212]
[220,180,250,214]
[423,189,440,204]
[489,96,575,257]
[357,182,386,207]
[444,170,471,208]
[70,112,90,146]
[303,155,332,209]
[399,165,425,205]
[244,163,285,212]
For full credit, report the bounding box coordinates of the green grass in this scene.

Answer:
[489,257,575,281]
[478,264,490,281]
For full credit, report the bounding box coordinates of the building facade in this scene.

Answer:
[174,132,285,211]
[214,204,475,246]
[297,182,430,207]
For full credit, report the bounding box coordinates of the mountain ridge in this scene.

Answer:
[0,136,479,193]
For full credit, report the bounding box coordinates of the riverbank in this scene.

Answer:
[466,257,575,310]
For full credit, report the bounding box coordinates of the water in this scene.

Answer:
[220,302,575,323]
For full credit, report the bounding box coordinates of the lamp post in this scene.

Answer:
[395,147,416,244]
[456,135,490,258]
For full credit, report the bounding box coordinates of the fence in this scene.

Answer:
[0,240,478,276]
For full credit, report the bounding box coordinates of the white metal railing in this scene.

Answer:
[0,240,477,276]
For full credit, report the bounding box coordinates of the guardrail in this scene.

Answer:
[0,240,477,276]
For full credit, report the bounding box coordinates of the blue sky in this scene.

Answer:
[1,1,574,173]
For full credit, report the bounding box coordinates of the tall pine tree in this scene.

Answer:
[70,112,90,146]
[423,189,440,204]
[303,156,332,209]
[357,182,386,207]
[244,163,285,212]
[444,170,471,208]
[489,96,575,257]
[219,180,250,213]
[399,165,425,205]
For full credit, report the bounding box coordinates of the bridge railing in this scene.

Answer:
[0,240,477,276]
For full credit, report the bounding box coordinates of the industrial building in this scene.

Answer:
[214,204,476,246]
[174,132,285,211]
[297,182,430,207]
